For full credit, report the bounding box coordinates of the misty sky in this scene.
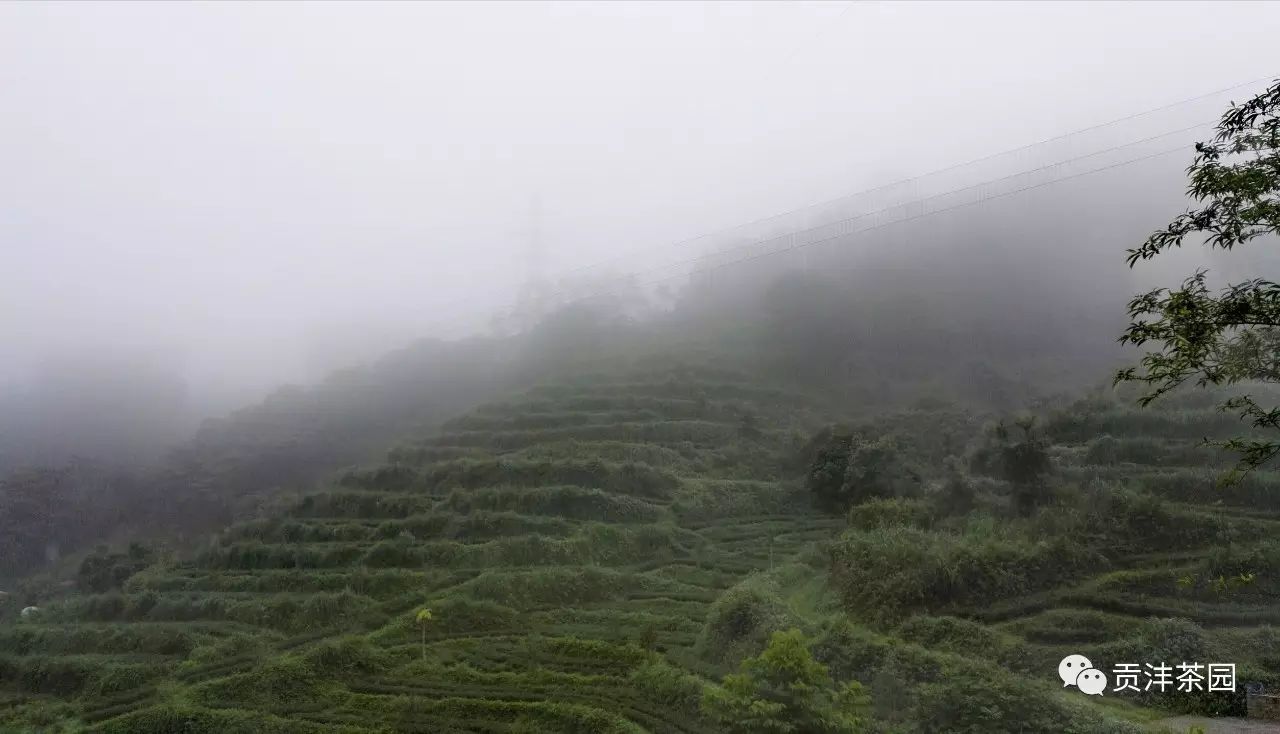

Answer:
[2,1,1277,406]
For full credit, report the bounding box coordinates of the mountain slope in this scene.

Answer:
[5,365,1275,733]
[0,337,513,586]
[0,365,837,732]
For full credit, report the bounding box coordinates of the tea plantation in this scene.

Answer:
[1,366,839,732]
[2,365,1277,732]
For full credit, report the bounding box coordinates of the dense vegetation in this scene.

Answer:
[5,356,1276,732]
[1118,78,1280,480]
[3,77,1278,734]
[0,337,525,586]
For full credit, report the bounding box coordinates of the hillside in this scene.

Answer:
[4,3,1278,731]
[0,337,514,586]
[2,363,1278,733]
[820,389,1280,731]
[0,365,837,732]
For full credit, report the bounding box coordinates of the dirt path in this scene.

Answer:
[1153,716,1280,733]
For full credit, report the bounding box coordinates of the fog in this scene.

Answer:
[2,1,1278,466]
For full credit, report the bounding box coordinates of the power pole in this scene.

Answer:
[521,194,549,325]
[524,193,545,290]
[499,193,549,335]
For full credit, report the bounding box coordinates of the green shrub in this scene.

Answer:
[830,526,1102,618]
[0,699,78,732]
[3,655,94,695]
[673,479,799,520]
[1094,617,1243,716]
[847,498,935,530]
[1001,608,1143,646]
[193,656,332,709]
[301,635,388,676]
[513,439,695,471]
[805,429,923,512]
[423,458,678,499]
[446,485,663,523]
[0,654,162,698]
[0,624,195,656]
[460,567,634,609]
[339,464,418,491]
[198,542,364,570]
[183,633,264,668]
[363,538,422,568]
[968,419,1053,514]
[1194,540,1280,597]
[810,619,895,685]
[805,429,853,510]
[697,575,798,665]
[1030,485,1226,556]
[438,420,744,451]
[346,693,638,733]
[1132,468,1280,508]
[1084,436,1225,467]
[808,625,1141,732]
[85,664,155,697]
[77,544,154,593]
[630,659,702,709]
[912,669,1142,734]
[701,628,870,734]
[90,704,379,734]
[444,511,573,540]
[1045,403,1248,442]
[65,589,375,631]
[842,436,924,502]
[293,491,434,519]
[895,615,1028,670]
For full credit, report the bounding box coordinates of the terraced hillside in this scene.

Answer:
[816,389,1280,731]
[6,365,1278,733]
[999,394,1280,683]
[0,366,845,733]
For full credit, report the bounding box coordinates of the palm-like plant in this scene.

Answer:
[416,607,434,660]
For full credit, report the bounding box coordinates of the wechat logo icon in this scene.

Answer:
[1058,654,1107,696]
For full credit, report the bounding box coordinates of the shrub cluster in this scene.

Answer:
[829,525,1102,619]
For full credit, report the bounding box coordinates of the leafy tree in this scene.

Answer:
[968,417,1052,515]
[998,418,1052,486]
[841,436,922,504]
[805,430,855,512]
[1117,79,1280,481]
[701,628,869,734]
[77,544,153,593]
[936,466,976,516]
[805,429,921,512]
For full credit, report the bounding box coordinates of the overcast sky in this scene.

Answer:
[2,1,1277,403]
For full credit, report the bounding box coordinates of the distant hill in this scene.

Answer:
[0,337,515,585]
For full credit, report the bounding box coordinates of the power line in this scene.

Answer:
[773,1,858,68]
[542,142,1192,311]
[428,75,1274,334]
[544,75,1273,282]
[531,121,1209,304]
[458,125,1199,333]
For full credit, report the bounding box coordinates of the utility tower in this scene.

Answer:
[506,193,550,333]
[524,193,546,290]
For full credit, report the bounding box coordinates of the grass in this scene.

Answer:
[2,368,1273,732]
[0,367,837,732]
